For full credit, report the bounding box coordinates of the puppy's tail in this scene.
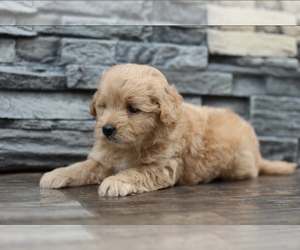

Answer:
[259,159,297,175]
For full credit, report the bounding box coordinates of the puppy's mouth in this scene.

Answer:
[103,133,136,148]
[104,135,118,143]
[105,135,132,149]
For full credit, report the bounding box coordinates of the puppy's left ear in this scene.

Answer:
[90,70,106,116]
[90,91,98,117]
[159,85,182,127]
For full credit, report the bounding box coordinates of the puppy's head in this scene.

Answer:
[90,64,182,148]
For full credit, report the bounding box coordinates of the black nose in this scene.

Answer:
[102,125,116,137]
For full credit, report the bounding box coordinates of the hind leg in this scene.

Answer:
[220,151,259,181]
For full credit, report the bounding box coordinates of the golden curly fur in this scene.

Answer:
[40,64,297,196]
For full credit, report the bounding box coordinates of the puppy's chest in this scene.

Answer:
[116,159,130,171]
[110,156,151,172]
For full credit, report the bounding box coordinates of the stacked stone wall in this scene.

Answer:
[0,1,299,170]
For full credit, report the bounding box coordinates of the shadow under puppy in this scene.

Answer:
[40,64,297,197]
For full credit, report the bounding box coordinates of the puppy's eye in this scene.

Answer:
[102,104,107,109]
[128,106,139,114]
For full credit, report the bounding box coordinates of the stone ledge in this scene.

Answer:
[152,1,206,25]
[34,1,152,21]
[207,4,296,25]
[207,29,297,57]
[60,15,119,25]
[0,91,92,120]
[16,13,61,25]
[0,66,66,90]
[0,14,15,25]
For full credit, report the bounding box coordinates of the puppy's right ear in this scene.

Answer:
[90,91,98,117]
[90,70,106,117]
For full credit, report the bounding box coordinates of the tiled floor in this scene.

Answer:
[0,170,300,249]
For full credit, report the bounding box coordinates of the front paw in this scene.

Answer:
[40,168,72,189]
[98,176,134,197]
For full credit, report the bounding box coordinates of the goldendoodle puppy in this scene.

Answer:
[40,64,297,196]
